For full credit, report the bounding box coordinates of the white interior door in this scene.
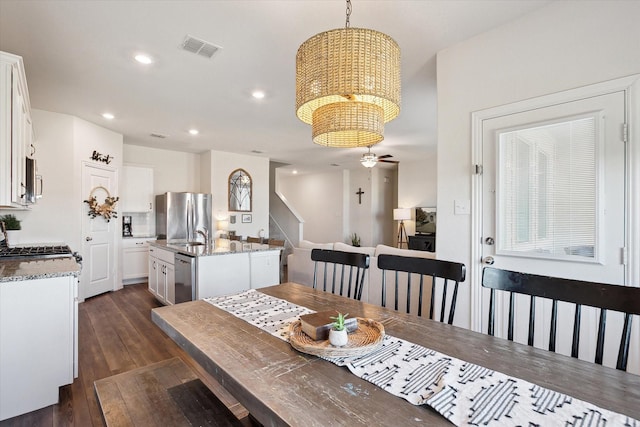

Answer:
[81,163,117,299]
[480,90,631,370]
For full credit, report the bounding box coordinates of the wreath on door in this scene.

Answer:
[84,186,119,221]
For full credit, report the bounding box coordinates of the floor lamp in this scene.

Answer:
[394,208,411,249]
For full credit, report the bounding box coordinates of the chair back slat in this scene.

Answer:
[311,249,370,301]
[482,267,640,371]
[378,254,466,324]
[595,309,607,365]
[549,300,558,352]
[571,305,582,358]
[507,292,515,341]
[618,314,633,371]
[528,296,536,346]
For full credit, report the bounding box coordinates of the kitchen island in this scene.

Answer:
[148,239,282,305]
[0,257,80,421]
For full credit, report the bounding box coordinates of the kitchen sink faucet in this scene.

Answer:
[196,227,209,247]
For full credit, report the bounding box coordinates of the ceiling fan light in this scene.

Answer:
[361,152,378,168]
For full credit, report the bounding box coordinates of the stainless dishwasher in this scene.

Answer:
[174,253,196,303]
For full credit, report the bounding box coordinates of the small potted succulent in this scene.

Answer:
[350,233,361,247]
[329,312,349,347]
[0,214,21,245]
[0,214,21,231]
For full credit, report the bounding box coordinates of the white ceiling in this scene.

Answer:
[0,0,551,173]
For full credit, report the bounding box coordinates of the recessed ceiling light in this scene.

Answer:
[134,54,153,64]
[292,170,298,175]
[102,113,114,120]
[189,129,199,135]
[252,90,265,99]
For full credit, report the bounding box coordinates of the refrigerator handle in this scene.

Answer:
[186,198,191,241]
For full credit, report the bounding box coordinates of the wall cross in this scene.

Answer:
[356,187,365,204]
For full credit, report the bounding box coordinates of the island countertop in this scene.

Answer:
[149,239,282,257]
[0,257,81,282]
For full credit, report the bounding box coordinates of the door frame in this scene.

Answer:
[470,74,640,332]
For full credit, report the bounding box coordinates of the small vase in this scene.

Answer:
[329,329,348,347]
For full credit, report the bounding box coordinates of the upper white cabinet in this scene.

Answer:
[121,165,154,212]
[0,51,33,208]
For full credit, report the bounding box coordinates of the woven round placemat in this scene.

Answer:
[288,317,385,358]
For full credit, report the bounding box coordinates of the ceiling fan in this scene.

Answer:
[360,146,399,168]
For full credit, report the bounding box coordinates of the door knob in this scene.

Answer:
[85,236,93,241]
[485,237,495,245]
[483,256,495,265]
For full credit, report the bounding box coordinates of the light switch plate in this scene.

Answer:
[454,199,470,215]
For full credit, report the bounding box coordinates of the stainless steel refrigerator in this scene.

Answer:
[155,192,212,242]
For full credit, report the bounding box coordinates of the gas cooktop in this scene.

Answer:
[0,245,76,261]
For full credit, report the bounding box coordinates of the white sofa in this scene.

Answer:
[287,240,437,313]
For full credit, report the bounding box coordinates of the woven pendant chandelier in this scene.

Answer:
[296,0,401,148]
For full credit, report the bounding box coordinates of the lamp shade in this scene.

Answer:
[296,27,401,148]
[393,208,411,221]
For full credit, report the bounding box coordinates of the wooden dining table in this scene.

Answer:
[151,282,640,426]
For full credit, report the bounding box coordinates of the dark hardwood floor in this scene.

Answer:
[0,283,249,427]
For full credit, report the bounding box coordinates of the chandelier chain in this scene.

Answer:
[345,0,352,28]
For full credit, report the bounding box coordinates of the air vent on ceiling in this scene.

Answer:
[150,133,167,139]
[330,163,340,167]
[251,150,264,154]
[181,35,222,59]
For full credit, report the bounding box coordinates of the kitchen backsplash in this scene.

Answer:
[123,212,155,237]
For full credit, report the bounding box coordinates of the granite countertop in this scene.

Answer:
[150,239,282,257]
[0,257,81,282]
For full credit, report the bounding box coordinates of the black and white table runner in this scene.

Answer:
[205,290,638,427]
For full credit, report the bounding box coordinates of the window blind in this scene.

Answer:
[497,116,598,260]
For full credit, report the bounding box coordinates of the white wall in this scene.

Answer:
[10,110,123,255]
[278,167,397,246]
[436,1,640,329]
[207,150,269,240]
[398,155,437,236]
[123,144,200,194]
[11,110,77,246]
[279,170,346,244]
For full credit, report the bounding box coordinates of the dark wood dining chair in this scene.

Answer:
[377,255,466,324]
[267,238,285,248]
[482,267,640,371]
[311,249,370,301]
[246,236,262,244]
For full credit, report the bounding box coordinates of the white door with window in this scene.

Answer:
[475,87,636,372]
[81,162,118,299]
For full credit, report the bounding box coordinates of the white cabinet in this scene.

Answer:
[121,165,154,212]
[0,51,33,208]
[148,246,175,305]
[250,250,281,289]
[196,249,282,298]
[122,238,156,285]
[197,252,251,299]
[0,275,78,421]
